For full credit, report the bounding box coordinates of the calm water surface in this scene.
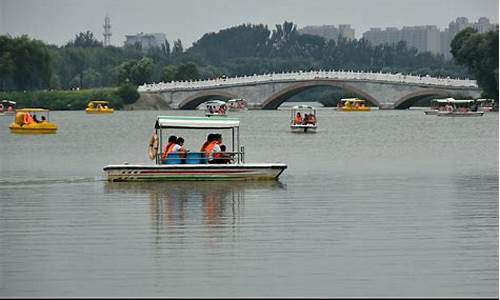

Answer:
[0,109,498,297]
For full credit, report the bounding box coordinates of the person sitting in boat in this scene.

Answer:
[96,103,103,110]
[308,114,316,125]
[161,135,182,163]
[215,144,234,164]
[40,116,47,122]
[200,133,215,153]
[23,112,34,126]
[294,112,302,125]
[32,114,40,123]
[176,137,187,161]
[205,133,223,164]
[7,105,13,112]
[302,114,310,125]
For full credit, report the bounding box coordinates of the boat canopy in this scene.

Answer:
[432,97,455,103]
[228,98,245,103]
[475,98,494,103]
[17,108,49,112]
[1,100,16,105]
[205,100,226,105]
[431,98,475,104]
[452,99,476,104]
[156,116,240,129]
[341,98,365,102]
[292,105,315,110]
[88,100,110,104]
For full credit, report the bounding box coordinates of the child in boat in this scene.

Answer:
[217,144,234,164]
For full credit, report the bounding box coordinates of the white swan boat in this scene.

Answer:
[103,116,287,181]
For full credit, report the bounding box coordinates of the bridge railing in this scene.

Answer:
[138,70,478,92]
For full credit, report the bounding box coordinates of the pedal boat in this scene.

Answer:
[336,98,371,112]
[103,116,287,181]
[0,100,16,116]
[205,100,228,117]
[86,100,114,114]
[9,108,58,134]
[436,99,484,117]
[290,105,317,133]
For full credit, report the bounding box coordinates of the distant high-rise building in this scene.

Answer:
[124,32,167,51]
[103,15,112,47]
[362,17,497,59]
[298,24,355,41]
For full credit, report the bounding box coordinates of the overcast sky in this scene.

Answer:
[1,0,498,47]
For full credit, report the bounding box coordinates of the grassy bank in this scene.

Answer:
[0,88,125,110]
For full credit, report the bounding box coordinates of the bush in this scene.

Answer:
[115,83,140,104]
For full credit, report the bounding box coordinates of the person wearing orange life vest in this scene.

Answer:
[161,135,181,163]
[23,112,34,126]
[205,133,223,164]
[294,112,302,125]
[200,133,215,153]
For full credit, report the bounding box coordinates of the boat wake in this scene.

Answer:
[0,176,103,186]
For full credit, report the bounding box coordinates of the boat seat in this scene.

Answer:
[185,152,208,164]
[164,153,183,164]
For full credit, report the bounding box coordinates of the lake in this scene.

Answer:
[0,108,498,297]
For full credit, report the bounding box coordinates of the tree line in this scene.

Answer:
[0,21,497,100]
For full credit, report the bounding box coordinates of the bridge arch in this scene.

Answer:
[260,80,381,109]
[393,89,451,109]
[178,90,241,109]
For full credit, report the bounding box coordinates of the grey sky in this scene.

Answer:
[1,0,498,47]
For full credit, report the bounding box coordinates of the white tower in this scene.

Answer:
[103,15,112,47]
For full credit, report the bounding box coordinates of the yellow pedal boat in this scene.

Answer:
[86,100,114,114]
[336,98,371,112]
[9,108,58,134]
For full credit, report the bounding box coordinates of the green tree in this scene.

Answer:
[451,27,499,99]
[115,83,140,104]
[172,39,184,59]
[65,31,103,48]
[6,35,53,90]
[117,58,153,85]
[175,62,200,81]
[162,65,178,82]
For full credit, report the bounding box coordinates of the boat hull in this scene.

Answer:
[437,111,484,117]
[103,163,287,181]
[86,109,114,114]
[290,124,317,133]
[9,122,58,134]
[337,107,371,112]
[424,110,440,115]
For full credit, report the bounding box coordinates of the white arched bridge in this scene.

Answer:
[137,70,481,109]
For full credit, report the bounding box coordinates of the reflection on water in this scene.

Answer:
[105,181,285,236]
[0,110,497,297]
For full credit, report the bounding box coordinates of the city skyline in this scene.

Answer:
[1,0,498,47]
